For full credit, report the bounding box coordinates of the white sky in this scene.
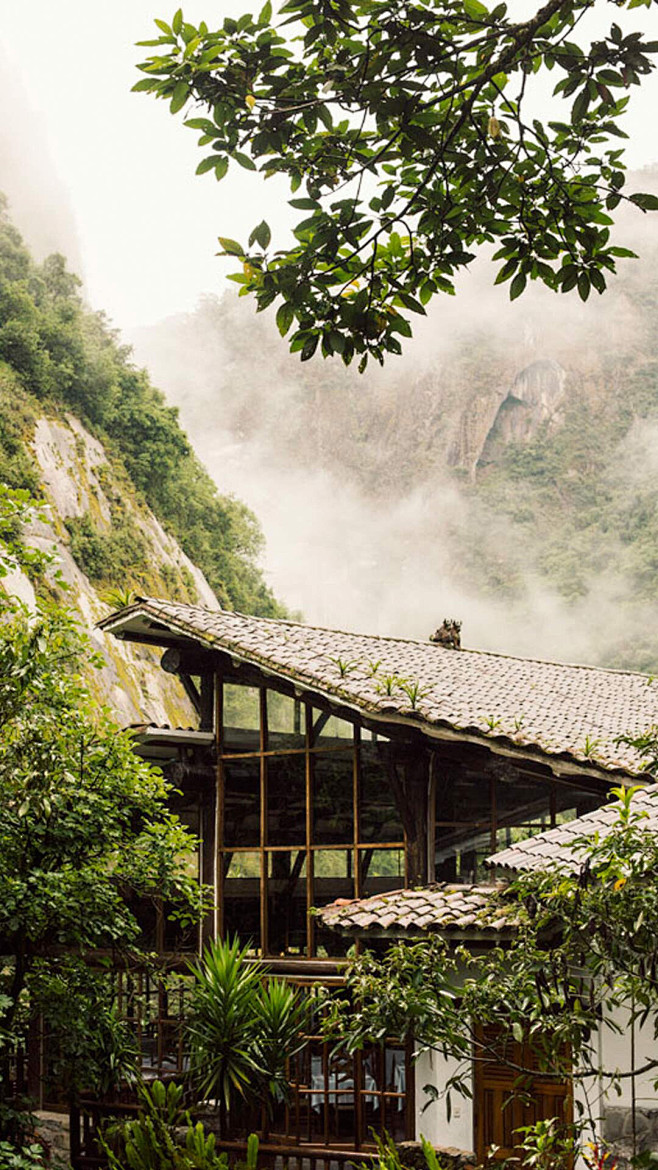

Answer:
[2,0,658,333]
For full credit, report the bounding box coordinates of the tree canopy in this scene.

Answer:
[0,488,202,1110]
[323,783,658,1161]
[137,0,658,368]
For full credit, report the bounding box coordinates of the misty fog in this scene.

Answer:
[128,176,658,668]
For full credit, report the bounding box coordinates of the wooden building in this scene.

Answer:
[93,597,658,1162]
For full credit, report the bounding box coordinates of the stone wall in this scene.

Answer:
[604,1105,658,1170]
[397,1139,476,1170]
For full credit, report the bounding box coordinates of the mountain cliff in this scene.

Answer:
[0,199,285,723]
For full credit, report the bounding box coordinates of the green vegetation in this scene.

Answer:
[326,783,658,1167]
[187,937,307,1129]
[0,195,284,616]
[65,510,149,585]
[137,0,657,367]
[0,487,202,1136]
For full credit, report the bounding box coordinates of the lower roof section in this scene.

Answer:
[316,882,515,941]
[488,782,658,873]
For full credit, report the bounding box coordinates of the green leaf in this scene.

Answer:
[217,236,245,257]
[249,220,272,249]
[215,157,229,181]
[172,8,183,35]
[259,0,273,24]
[132,79,158,93]
[571,88,590,123]
[301,334,319,361]
[276,303,294,336]
[512,1022,523,1044]
[509,272,527,300]
[463,0,488,17]
[630,192,658,211]
[398,292,426,315]
[196,156,220,175]
[170,81,189,114]
[577,272,590,301]
[289,198,321,210]
[233,151,257,171]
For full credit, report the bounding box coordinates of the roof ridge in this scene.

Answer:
[134,596,656,682]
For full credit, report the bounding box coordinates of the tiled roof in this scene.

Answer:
[487,783,658,873]
[317,883,514,936]
[99,597,658,776]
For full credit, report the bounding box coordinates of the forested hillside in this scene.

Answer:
[0,195,283,619]
[132,170,658,672]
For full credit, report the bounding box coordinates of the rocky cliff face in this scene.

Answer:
[6,411,220,727]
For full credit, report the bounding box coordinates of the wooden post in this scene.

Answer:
[403,752,430,886]
[201,770,217,948]
[385,746,430,888]
[200,674,215,732]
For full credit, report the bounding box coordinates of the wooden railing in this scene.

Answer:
[69,1095,373,1170]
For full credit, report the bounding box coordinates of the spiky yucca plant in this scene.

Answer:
[186,938,307,1130]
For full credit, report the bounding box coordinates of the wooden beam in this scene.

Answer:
[161,647,219,675]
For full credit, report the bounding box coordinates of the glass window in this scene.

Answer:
[360,742,403,843]
[360,848,405,897]
[222,759,260,847]
[266,850,308,956]
[223,851,261,952]
[435,764,492,825]
[313,849,354,904]
[435,823,493,883]
[310,708,355,746]
[222,684,260,753]
[266,755,306,846]
[312,754,354,844]
[267,692,305,751]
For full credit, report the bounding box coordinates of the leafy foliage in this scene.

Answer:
[187,937,307,1123]
[137,0,658,366]
[324,782,658,1161]
[102,1079,239,1170]
[0,487,203,1110]
[64,511,149,586]
[0,195,284,616]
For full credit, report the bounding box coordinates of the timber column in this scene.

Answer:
[385,744,431,887]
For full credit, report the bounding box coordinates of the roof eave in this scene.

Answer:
[99,600,646,783]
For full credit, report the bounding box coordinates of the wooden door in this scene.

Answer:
[474,1026,572,1162]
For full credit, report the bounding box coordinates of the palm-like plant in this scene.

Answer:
[186,938,307,1132]
[187,938,263,1119]
[253,979,308,1106]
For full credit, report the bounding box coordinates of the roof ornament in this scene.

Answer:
[430,619,462,649]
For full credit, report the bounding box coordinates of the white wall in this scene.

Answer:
[414,1048,475,1153]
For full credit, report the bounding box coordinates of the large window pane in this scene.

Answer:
[360,742,403,843]
[266,850,308,956]
[312,754,354,844]
[267,692,305,751]
[223,760,260,847]
[310,708,355,746]
[435,823,493,884]
[360,848,405,897]
[223,851,261,952]
[222,684,260,753]
[435,764,492,825]
[313,851,355,953]
[267,755,306,846]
